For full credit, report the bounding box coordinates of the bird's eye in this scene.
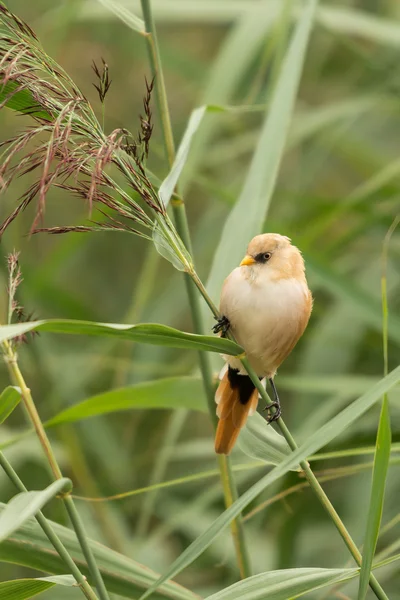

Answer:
[255,251,272,263]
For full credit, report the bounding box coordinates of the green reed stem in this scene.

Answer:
[140,0,175,167]
[140,0,251,579]
[1,339,110,600]
[0,451,99,600]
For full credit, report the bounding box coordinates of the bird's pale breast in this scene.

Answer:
[220,267,311,377]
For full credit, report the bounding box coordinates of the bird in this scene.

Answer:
[213,233,313,455]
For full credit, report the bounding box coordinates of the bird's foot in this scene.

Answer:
[263,401,281,423]
[213,315,231,337]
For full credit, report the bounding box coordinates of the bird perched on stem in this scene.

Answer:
[213,233,312,455]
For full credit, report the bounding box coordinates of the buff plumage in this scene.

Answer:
[214,233,312,454]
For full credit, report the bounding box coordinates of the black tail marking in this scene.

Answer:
[228,366,256,405]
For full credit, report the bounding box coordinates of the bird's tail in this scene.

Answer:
[214,366,259,455]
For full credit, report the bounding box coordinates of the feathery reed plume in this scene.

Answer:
[92,58,111,104]
[0,3,191,271]
[6,250,38,345]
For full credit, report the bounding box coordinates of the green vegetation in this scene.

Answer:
[0,1,399,599]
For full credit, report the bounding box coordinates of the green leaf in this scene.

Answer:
[205,567,358,600]
[95,0,145,33]
[0,505,197,600]
[0,479,72,542]
[238,412,292,467]
[159,106,206,207]
[82,0,400,49]
[0,81,52,120]
[358,399,391,600]
[360,218,399,598]
[139,365,400,599]
[205,0,318,311]
[159,103,271,208]
[46,376,206,427]
[0,320,243,356]
[152,222,187,271]
[0,386,21,424]
[0,575,74,600]
[315,4,400,47]
[179,2,279,189]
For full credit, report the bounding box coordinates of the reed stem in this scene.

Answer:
[140,0,251,578]
[0,451,99,600]
[2,339,111,600]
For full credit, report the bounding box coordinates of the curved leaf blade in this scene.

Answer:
[0,386,21,424]
[358,397,391,600]
[0,479,72,542]
[95,0,145,33]
[205,567,358,600]
[179,1,282,189]
[159,106,206,207]
[46,376,206,427]
[0,575,74,600]
[238,412,292,467]
[0,320,243,356]
[0,81,52,120]
[159,102,269,208]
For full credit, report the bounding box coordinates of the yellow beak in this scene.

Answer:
[240,255,256,267]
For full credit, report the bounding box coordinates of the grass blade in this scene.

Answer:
[139,366,400,599]
[0,320,242,356]
[82,0,400,49]
[180,1,279,188]
[205,567,358,600]
[159,102,270,207]
[46,376,206,427]
[205,0,318,309]
[95,0,145,33]
[357,398,391,600]
[0,81,52,120]
[0,479,72,542]
[0,575,74,600]
[159,106,206,207]
[238,412,292,466]
[357,218,398,600]
[0,386,21,424]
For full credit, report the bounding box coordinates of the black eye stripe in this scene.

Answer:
[255,252,272,263]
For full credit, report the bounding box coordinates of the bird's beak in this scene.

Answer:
[240,255,256,267]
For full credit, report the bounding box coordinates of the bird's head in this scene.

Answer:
[239,233,305,281]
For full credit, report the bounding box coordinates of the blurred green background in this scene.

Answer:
[0,0,400,598]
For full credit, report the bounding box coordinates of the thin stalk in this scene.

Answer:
[187,275,389,599]
[1,340,111,600]
[140,0,175,167]
[382,215,399,378]
[3,340,62,480]
[0,452,99,600]
[140,0,251,578]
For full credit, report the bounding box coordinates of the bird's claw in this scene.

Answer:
[263,401,281,423]
[213,315,230,337]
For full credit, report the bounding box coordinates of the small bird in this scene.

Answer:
[213,233,312,455]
